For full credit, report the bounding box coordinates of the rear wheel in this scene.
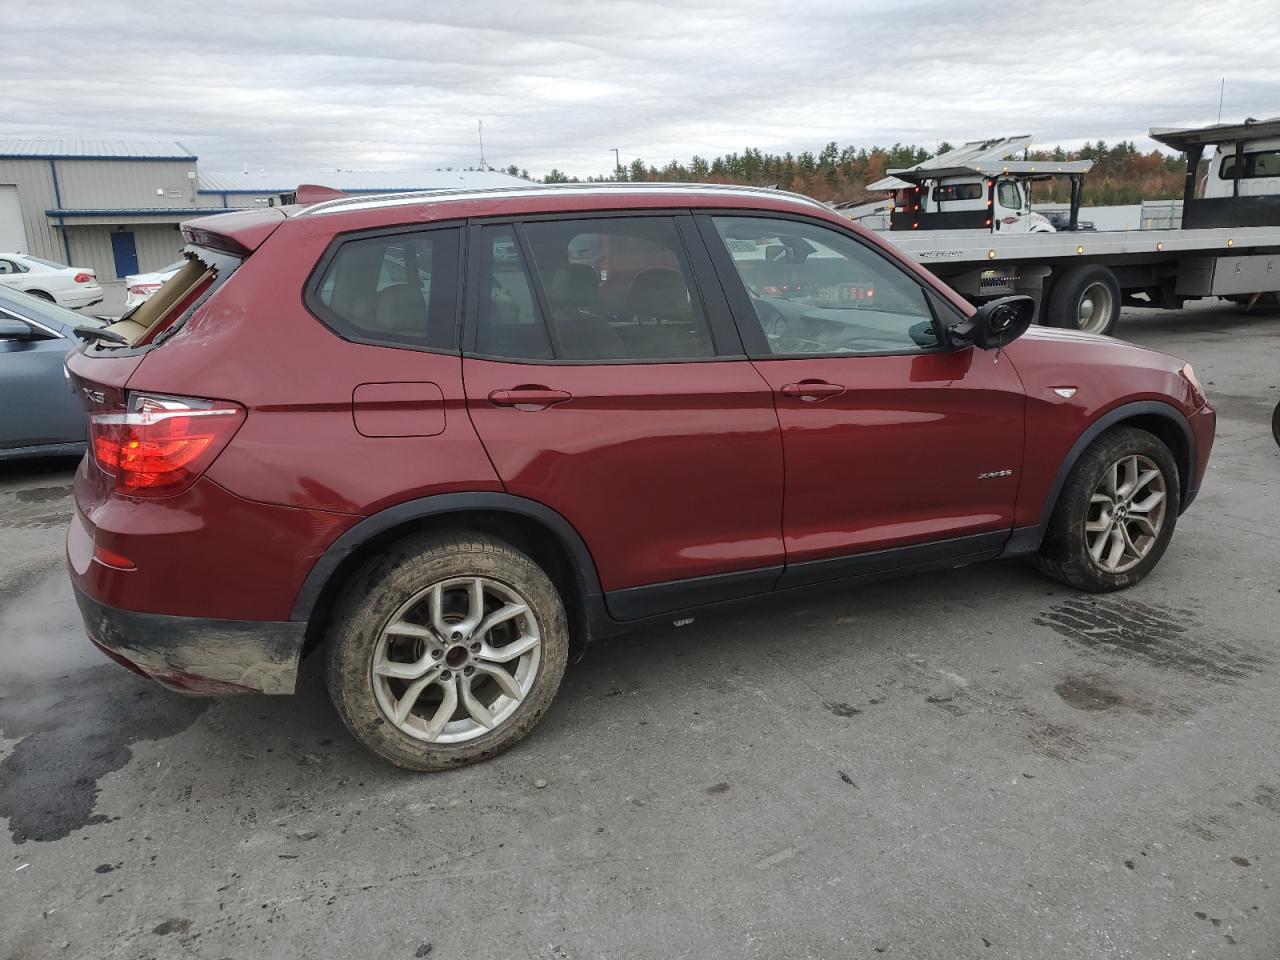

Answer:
[326,532,570,771]
[1046,264,1121,335]
[1034,427,1180,592]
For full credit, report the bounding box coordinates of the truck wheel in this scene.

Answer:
[1034,427,1180,592]
[325,532,570,771]
[1046,264,1121,335]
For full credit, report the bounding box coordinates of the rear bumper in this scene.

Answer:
[61,285,103,309]
[72,581,305,695]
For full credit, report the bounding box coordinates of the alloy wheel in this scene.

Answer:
[1084,454,1167,573]
[371,576,541,743]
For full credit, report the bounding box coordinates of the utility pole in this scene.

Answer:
[612,148,621,180]
[478,120,487,169]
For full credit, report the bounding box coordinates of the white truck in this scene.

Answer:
[861,120,1280,334]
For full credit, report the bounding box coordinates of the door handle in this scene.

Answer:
[488,386,572,409]
[780,380,846,402]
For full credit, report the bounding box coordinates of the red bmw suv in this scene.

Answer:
[65,184,1215,770]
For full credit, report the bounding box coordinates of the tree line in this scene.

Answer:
[508,138,1188,206]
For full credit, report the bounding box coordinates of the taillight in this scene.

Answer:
[74,272,94,283]
[89,393,245,497]
[128,283,161,295]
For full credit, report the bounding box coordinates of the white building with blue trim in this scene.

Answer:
[0,140,527,280]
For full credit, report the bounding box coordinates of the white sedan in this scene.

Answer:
[124,259,185,308]
[0,252,103,310]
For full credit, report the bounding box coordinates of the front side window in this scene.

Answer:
[1220,149,1280,180]
[474,216,715,362]
[997,181,1022,209]
[711,216,938,356]
[312,228,460,349]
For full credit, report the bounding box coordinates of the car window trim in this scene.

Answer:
[0,305,63,340]
[301,219,466,356]
[462,210,747,365]
[692,210,952,361]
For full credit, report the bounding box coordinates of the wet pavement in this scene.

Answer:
[2,302,1279,959]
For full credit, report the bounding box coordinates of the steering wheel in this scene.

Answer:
[752,298,789,338]
[751,299,828,352]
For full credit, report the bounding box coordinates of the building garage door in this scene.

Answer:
[0,186,25,254]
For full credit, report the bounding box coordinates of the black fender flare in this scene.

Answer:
[1036,399,1197,529]
[289,492,603,623]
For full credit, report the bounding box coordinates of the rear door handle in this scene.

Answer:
[488,386,573,410]
[779,380,846,402]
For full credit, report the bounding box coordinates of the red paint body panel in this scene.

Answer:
[462,357,785,591]
[69,465,356,621]
[749,348,1026,561]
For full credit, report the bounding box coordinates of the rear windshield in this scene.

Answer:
[24,255,69,269]
[97,246,242,350]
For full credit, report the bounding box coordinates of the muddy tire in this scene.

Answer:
[1034,427,1180,592]
[325,532,569,771]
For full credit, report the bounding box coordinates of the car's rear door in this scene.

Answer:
[698,212,1027,589]
[461,213,785,619]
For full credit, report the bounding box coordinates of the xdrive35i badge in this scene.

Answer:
[977,469,1014,479]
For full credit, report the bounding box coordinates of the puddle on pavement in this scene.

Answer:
[0,572,208,843]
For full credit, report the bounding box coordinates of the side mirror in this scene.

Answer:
[0,317,35,341]
[949,295,1035,350]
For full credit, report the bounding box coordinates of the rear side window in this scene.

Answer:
[312,228,460,350]
[933,183,983,202]
[473,216,715,362]
[1220,150,1280,180]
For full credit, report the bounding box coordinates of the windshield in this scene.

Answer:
[0,286,104,328]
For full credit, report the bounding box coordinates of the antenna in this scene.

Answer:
[1217,78,1225,123]
[478,120,486,169]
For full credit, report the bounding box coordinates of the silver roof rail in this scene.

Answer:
[300,180,831,217]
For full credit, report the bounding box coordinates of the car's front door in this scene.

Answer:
[700,213,1027,588]
[0,310,81,452]
[462,214,785,619]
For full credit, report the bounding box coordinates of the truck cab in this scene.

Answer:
[1202,136,1280,198]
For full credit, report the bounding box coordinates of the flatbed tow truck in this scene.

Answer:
[869,119,1280,335]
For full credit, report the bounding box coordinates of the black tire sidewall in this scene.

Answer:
[1038,427,1181,592]
[325,534,569,771]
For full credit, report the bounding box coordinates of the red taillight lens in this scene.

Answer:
[90,394,245,497]
[74,272,94,283]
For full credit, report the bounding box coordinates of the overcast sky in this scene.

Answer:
[6,0,1278,177]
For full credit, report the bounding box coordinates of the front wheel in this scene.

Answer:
[1034,426,1180,592]
[326,532,570,771]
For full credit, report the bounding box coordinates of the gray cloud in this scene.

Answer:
[7,0,1278,177]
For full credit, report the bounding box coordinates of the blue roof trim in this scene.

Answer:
[46,208,225,218]
[196,186,427,195]
[4,153,196,162]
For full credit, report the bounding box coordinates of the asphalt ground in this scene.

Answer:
[1,300,1278,960]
